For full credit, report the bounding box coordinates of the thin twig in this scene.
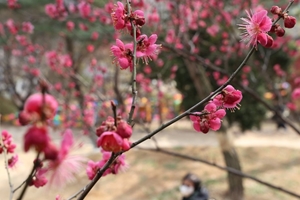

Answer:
[187,112,207,117]
[3,149,14,200]
[16,152,40,200]
[127,0,138,125]
[67,186,86,200]
[77,153,117,200]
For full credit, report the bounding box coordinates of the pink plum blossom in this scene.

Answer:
[292,88,300,100]
[86,151,127,180]
[213,85,243,109]
[136,34,161,64]
[190,102,226,133]
[24,93,58,121]
[1,130,16,154]
[111,39,133,71]
[47,129,86,187]
[30,168,48,188]
[239,10,273,48]
[24,126,50,152]
[8,155,18,168]
[22,22,34,34]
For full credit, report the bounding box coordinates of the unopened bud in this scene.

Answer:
[270,6,282,15]
[284,16,296,28]
[275,26,285,37]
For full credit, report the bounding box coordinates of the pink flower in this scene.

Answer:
[8,155,18,168]
[66,21,75,31]
[116,121,132,138]
[24,93,58,121]
[24,126,50,152]
[190,102,226,133]
[47,129,86,188]
[86,160,99,180]
[91,32,99,40]
[239,10,273,48]
[136,34,161,64]
[213,85,243,109]
[2,130,17,154]
[78,2,91,19]
[86,151,127,179]
[292,88,300,100]
[97,131,124,152]
[6,19,18,35]
[45,4,57,18]
[22,22,34,34]
[7,0,20,9]
[111,39,133,71]
[287,102,297,111]
[30,168,48,188]
[99,152,127,175]
[111,2,127,30]
[87,44,94,52]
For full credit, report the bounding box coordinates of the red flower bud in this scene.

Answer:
[275,26,285,37]
[270,6,282,15]
[284,16,296,28]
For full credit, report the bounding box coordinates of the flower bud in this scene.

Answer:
[284,16,296,28]
[270,6,282,15]
[275,26,285,37]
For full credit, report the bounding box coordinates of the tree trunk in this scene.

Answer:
[218,129,244,200]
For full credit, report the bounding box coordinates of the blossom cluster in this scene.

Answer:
[110,1,161,71]
[85,115,132,180]
[190,85,242,133]
[0,130,18,168]
[270,6,297,37]
[86,151,127,180]
[96,116,132,153]
[239,6,297,48]
[18,92,85,188]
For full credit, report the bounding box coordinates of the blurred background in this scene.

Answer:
[0,0,300,200]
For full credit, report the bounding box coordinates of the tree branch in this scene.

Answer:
[3,147,14,200]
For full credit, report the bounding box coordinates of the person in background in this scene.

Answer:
[180,173,209,200]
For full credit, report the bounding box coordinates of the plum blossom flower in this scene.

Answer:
[24,126,50,152]
[136,34,161,64]
[47,129,86,188]
[8,155,18,168]
[78,2,91,19]
[23,93,58,122]
[86,151,127,180]
[86,160,99,180]
[239,10,273,48]
[111,1,127,30]
[190,102,226,133]
[30,168,48,188]
[96,116,132,153]
[111,39,133,71]
[292,88,300,100]
[22,22,34,34]
[7,0,20,9]
[213,85,243,109]
[1,130,16,154]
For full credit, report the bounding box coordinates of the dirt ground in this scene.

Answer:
[1,120,300,200]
